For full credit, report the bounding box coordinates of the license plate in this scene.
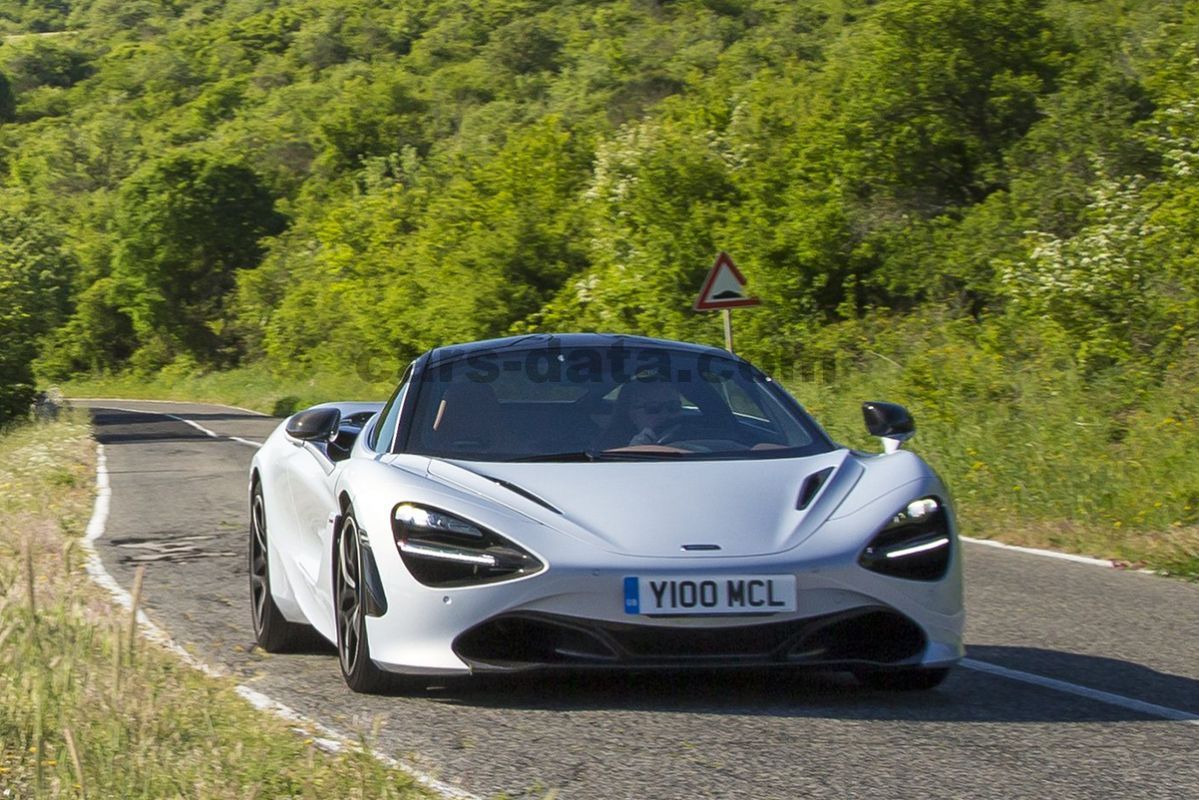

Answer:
[623,575,796,616]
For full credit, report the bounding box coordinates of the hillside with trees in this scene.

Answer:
[1,1,1196,569]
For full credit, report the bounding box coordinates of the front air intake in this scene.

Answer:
[453,608,927,670]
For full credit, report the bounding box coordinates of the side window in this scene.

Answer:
[367,365,412,452]
[711,377,769,420]
[699,367,813,447]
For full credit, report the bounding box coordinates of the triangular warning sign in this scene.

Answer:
[694,252,760,310]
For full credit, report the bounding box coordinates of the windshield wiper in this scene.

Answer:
[507,447,704,462]
[506,450,599,462]
[598,448,691,459]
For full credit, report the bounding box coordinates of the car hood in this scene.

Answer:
[426,450,865,558]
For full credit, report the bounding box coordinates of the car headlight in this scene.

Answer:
[392,503,543,587]
[858,496,952,581]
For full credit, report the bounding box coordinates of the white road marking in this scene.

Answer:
[80,442,479,800]
[71,396,267,416]
[177,416,219,438]
[163,413,263,446]
[85,403,265,448]
[961,659,1199,725]
[961,536,1119,568]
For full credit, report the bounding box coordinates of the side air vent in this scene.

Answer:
[796,467,834,510]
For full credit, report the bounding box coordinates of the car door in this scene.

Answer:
[281,433,340,627]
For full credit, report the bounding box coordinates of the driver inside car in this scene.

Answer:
[621,381,686,446]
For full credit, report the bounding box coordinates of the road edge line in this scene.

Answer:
[70,396,268,416]
[961,536,1165,576]
[960,536,1117,567]
[82,404,265,447]
[80,440,479,800]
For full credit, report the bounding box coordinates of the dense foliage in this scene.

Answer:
[0,1,1196,558]
[0,0,1192,375]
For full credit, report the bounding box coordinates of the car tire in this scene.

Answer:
[249,482,313,652]
[856,667,951,691]
[335,509,392,694]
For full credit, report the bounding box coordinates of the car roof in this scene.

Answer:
[424,333,738,367]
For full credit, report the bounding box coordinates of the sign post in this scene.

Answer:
[693,252,759,353]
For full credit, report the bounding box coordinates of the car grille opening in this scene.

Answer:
[453,608,926,670]
[453,616,620,667]
[788,610,925,663]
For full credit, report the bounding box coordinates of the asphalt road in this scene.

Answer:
[79,400,1199,799]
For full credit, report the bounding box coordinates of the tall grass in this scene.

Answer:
[0,413,431,799]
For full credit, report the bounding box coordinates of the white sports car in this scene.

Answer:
[249,334,963,693]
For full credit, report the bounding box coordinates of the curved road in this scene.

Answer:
[81,400,1199,799]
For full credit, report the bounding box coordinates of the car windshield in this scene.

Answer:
[403,344,832,462]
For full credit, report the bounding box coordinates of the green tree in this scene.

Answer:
[0,68,15,122]
[397,115,590,348]
[36,277,136,379]
[2,38,94,92]
[533,117,739,344]
[0,209,73,424]
[110,152,285,369]
[833,0,1063,212]
[315,68,427,171]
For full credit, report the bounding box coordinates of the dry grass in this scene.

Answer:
[0,413,433,799]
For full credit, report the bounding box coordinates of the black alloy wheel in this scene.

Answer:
[335,510,390,693]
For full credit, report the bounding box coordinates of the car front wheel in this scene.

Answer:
[335,509,391,693]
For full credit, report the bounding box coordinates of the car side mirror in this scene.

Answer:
[862,401,915,454]
[285,407,341,443]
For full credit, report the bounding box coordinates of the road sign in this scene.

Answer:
[693,252,759,354]
[693,252,760,311]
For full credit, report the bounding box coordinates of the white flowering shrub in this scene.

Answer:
[1155,98,1199,179]
[1001,174,1159,368]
